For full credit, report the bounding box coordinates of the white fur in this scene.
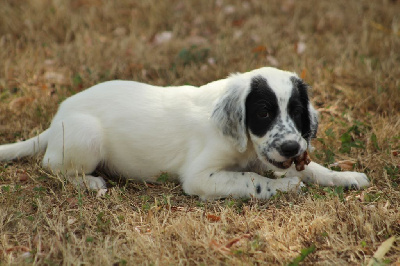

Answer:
[0,67,369,199]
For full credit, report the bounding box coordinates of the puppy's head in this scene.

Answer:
[211,67,318,169]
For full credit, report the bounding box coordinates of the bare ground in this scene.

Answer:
[0,0,399,265]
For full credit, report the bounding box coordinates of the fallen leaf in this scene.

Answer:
[225,237,241,248]
[226,234,251,248]
[329,160,356,171]
[209,234,252,255]
[206,214,221,222]
[17,172,29,182]
[367,236,397,266]
[209,239,231,255]
[252,45,267,54]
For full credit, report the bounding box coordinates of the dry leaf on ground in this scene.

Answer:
[367,236,397,266]
[329,160,356,171]
[210,234,252,255]
[17,171,29,182]
[206,214,221,222]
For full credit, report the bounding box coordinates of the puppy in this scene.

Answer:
[0,67,369,199]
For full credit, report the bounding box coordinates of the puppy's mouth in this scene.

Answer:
[266,151,311,171]
[266,157,294,169]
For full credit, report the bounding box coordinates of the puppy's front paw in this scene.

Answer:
[331,172,370,189]
[348,172,370,189]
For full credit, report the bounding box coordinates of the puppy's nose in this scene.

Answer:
[280,141,300,158]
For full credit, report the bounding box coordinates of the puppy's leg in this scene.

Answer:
[281,161,369,189]
[42,114,106,189]
[182,171,303,200]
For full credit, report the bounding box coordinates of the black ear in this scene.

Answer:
[308,103,319,140]
[211,79,249,152]
[306,102,319,152]
[290,77,319,143]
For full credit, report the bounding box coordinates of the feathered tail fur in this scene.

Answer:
[0,130,49,161]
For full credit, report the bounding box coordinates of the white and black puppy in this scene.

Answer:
[0,67,369,200]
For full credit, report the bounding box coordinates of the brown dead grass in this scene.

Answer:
[0,0,399,265]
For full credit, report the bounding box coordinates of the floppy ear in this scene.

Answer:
[211,79,249,153]
[305,102,319,152]
[291,76,319,144]
[308,103,319,140]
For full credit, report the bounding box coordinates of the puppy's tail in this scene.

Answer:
[0,129,49,161]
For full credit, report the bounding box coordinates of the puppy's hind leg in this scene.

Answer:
[42,114,107,189]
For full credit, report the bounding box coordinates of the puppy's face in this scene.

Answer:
[211,67,318,168]
[245,72,317,169]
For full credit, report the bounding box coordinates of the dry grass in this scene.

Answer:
[1,0,399,264]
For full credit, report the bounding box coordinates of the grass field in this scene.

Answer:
[1,0,399,264]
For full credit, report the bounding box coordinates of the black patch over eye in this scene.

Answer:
[245,76,279,137]
[256,108,271,118]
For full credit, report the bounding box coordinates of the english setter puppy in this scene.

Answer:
[0,67,369,200]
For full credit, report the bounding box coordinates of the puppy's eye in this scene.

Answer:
[257,110,270,118]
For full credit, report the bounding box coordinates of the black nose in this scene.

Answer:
[280,141,300,158]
